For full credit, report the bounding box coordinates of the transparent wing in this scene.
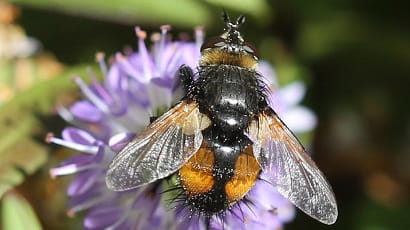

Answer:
[247,108,338,225]
[106,101,211,191]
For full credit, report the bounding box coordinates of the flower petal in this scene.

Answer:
[84,207,124,229]
[62,127,97,145]
[257,61,278,87]
[62,154,94,166]
[108,132,136,152]
[106,64,123,92]
[67,170,100,196]
[278,81,306,107]
[281,106,317,133]
[70,101,104,123]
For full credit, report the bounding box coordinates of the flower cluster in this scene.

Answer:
[48,25,316,229]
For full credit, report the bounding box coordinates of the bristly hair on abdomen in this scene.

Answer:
[161,175,264,230]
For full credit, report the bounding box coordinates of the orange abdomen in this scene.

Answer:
[178,139,260,214]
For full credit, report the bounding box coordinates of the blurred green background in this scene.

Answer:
[0,0,409,229]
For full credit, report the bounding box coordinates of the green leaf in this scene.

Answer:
[206,0,271,22]
[2,191,42,230]
[0,65,90,197]
[10,0,212,27]
[275,62,311,85]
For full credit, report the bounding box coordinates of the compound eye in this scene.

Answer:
[243,42,259,58]
[200,36,226,52]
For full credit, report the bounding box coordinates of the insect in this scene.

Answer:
[106,12,338,225]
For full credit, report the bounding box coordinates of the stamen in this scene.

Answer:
[50,163,98,178]
[86,67,98,80]
[160,25,172,47]
[195,26,204,49]
[155,25,171,66]
[67,193,115,216]
[150,32,161,43]
[165,47,183,74]
[135,26,147,40]
[73,76,106,109]
[45,132,54,143]
[73,76,110,113]
[87,67,114,104]
[151,32,162,67]
[115,52,126,62]
[135,27,153,80]
[105,212,130,230]
[56,106,75,123]
[66,210,76,218]
[115,53,149,83]
[56,106,90,129]
[95,52,108,77]
[160,24,172,32]
[46,133,99,154]
[99,192,140,230]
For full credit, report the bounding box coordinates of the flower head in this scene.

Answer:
[49,25,316,229]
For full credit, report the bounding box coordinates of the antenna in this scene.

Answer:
[222,11,246,31]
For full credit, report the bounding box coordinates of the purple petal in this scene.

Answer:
[89,82,113,105]
[67,170,101,196]
[50,164,80,177]
[255,178,296,223]
[163,46,185,76]
[108,132,136,152]
[257,61,278,87]
[68,188,108,209]
[249,180,280,209]
[156,43,181,74]
[151,76,174,88]
[276,200,296,223]
[106,64,122,91]
[146,83,172,110]
[281,106,317,133]
[62,127,97,145]
[127,53,145,75]
[117,53,148,83]
[180,43,200,69]
[84,207,124,229]
[62,154,94,165]
[267,91,285,113]
[70,101,104,123]
[277,82,306,107]
[127,78,150,107]
[250,214,282,229]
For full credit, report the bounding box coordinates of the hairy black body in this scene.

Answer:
[177,62,266,214]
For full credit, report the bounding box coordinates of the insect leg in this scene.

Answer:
[174,65,195,96]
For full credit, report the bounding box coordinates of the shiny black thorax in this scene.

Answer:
[194,64,265,134]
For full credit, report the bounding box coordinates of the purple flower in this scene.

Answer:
[48,25,316,229]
